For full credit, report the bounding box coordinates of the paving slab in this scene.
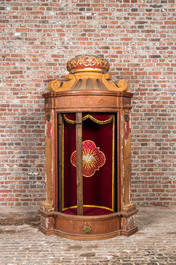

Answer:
[0,207,176,265]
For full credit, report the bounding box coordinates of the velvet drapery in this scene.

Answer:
[61,113,116,215]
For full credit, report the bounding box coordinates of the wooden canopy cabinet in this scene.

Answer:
[39,55,138,240]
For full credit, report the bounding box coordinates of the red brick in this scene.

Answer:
[0,0,175,208]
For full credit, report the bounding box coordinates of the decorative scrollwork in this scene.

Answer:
[101,74,129,92]
[102,74,128,91]
[48,80,62,92]
[117,80,129,91]
[48,74,76,92]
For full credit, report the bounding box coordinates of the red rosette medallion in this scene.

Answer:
[70,140,106,177]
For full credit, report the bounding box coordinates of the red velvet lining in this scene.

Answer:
[63,206,113,216]
[63,113,115,213]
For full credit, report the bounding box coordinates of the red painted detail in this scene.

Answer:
[46,120,52,139]
[124,118,130,140]
[67,55,110,73]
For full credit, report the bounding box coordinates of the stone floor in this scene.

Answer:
[0,206,176,265]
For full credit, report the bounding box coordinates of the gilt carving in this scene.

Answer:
[48,55,129,92]
[48,74,76,92]
[102,74,129,92]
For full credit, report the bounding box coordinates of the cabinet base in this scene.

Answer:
[39,208,138,240]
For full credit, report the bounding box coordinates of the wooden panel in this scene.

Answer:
[55,95,120,110]
[123,135,131,205]
[76,113,83,215]
[55,214,120,235]
[45,113,52,205]
[51,91,133,111]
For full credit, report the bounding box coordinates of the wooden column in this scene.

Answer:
[123,111,131,206]
[76,112,83,215]
[58,113,63,212]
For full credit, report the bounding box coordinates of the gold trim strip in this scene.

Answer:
[70,68,105,74]
[63,114,113,125]
[63,205,114,212]
[62,117,64,210]
[112,115,115,211]
[63,114,76,124]
[83,114,113,125]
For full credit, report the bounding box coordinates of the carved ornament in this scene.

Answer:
[67,55,110,74]
[48,74,76,92]
[48,55,129,92]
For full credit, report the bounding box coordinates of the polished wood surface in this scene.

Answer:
[76,113,83,215]
[40,87,138,240]
[43,91,133,112]
[39,208,138,240]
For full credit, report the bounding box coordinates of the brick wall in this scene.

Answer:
[0,0,175,207]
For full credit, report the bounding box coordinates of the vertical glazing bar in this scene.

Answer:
[58,113,63,212]
[76,112,83,215]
